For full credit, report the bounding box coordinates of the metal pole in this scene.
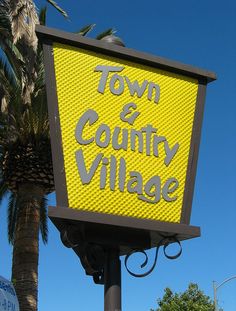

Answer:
[213,281,218,311]
[213,276,236,311]
[104,248,121,311]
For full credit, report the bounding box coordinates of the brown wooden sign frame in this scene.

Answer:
[36,25,216,255]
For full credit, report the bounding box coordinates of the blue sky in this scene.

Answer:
[0,0,236,310]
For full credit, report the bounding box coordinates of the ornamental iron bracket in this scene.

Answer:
[60,226,182,283]
[124,236,182,278]
[60,227,106,284]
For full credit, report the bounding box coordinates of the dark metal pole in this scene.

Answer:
[104,248,121,311]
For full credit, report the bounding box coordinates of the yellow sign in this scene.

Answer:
[53,42,199,223]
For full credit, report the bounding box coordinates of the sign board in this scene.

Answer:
[37,26,216,251]
[0,276,19,311]
[52,44,198,223]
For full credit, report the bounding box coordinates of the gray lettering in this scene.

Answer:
[75,109,98,145]
[95,65,124,94]
[130,129,143,153]
[110,155,117,191]
[139,176,161,204]
[148,82,160,104]
[164,141,179,166]
[95,124,111,148]
[110,74,124,95]
[127,171,143,194]
[75,149,103,184]
[125,77,148,98]
[100,157,109,189]
[120,102,140,125]
[162,178,179,202]
[153,135,166,157]
[112,127,128,151]
[119,157,126,192]
[141,124,157,156]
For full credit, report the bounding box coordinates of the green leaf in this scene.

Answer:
[7,193,18,244]
[40,197,48,244]
[0,179,8,205]
[0,37,24,84]
[77,24,96,36]
[46,0,68,19]
[39,7,47,26]
[154,283,216,311]
[96,28,116,40]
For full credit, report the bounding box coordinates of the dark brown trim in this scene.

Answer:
[181,83,207,224]
[43,42,69,207]
[49,206,200,236]
[36,25,216,84]
[48,206,200,255]
[39,25,216,229]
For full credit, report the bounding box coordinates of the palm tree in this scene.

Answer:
[0,1,116,311]
[0,2,56,310]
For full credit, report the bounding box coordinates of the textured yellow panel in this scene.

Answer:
[53,43,198,223]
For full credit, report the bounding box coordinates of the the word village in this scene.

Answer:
[75,65,180,204]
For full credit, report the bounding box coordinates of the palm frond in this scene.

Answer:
[31,95,49,139]
[96,28,116,40]
[39,7,47,26]
[0,56,19,114]
[0,1,28,89]
[9,0,39,49]
[0,37,25,84]
[46,0,68,19]
[34,48,45,92]
[77,24,96,36]
[39,196,48,244]
[7,192,18,244]
[0,178,8,205]
[0,0,11,35]
[0,57,16,86]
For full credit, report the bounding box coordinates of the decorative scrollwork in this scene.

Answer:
[60,228,105,284]
[124,236,182,278]
[60,228,80,248]
[163,237,182,259]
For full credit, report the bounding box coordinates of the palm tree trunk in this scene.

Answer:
[11,183,44,311]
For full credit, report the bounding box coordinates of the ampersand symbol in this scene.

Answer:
[120,102,140,125]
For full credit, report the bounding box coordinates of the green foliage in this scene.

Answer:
[0,0,118,247]
[151,283,218,311]
[77,24,96,36]
[46,0,68,19]
[0,3,53,245]
[96,28,116,40]
[0,2,118,311]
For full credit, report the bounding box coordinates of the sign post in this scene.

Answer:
[104,249,121,311]
[36,25,216,310]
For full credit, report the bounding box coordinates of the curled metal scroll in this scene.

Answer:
[60,228,80,248]
[60,228,105,284]
[124,236,182,278]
